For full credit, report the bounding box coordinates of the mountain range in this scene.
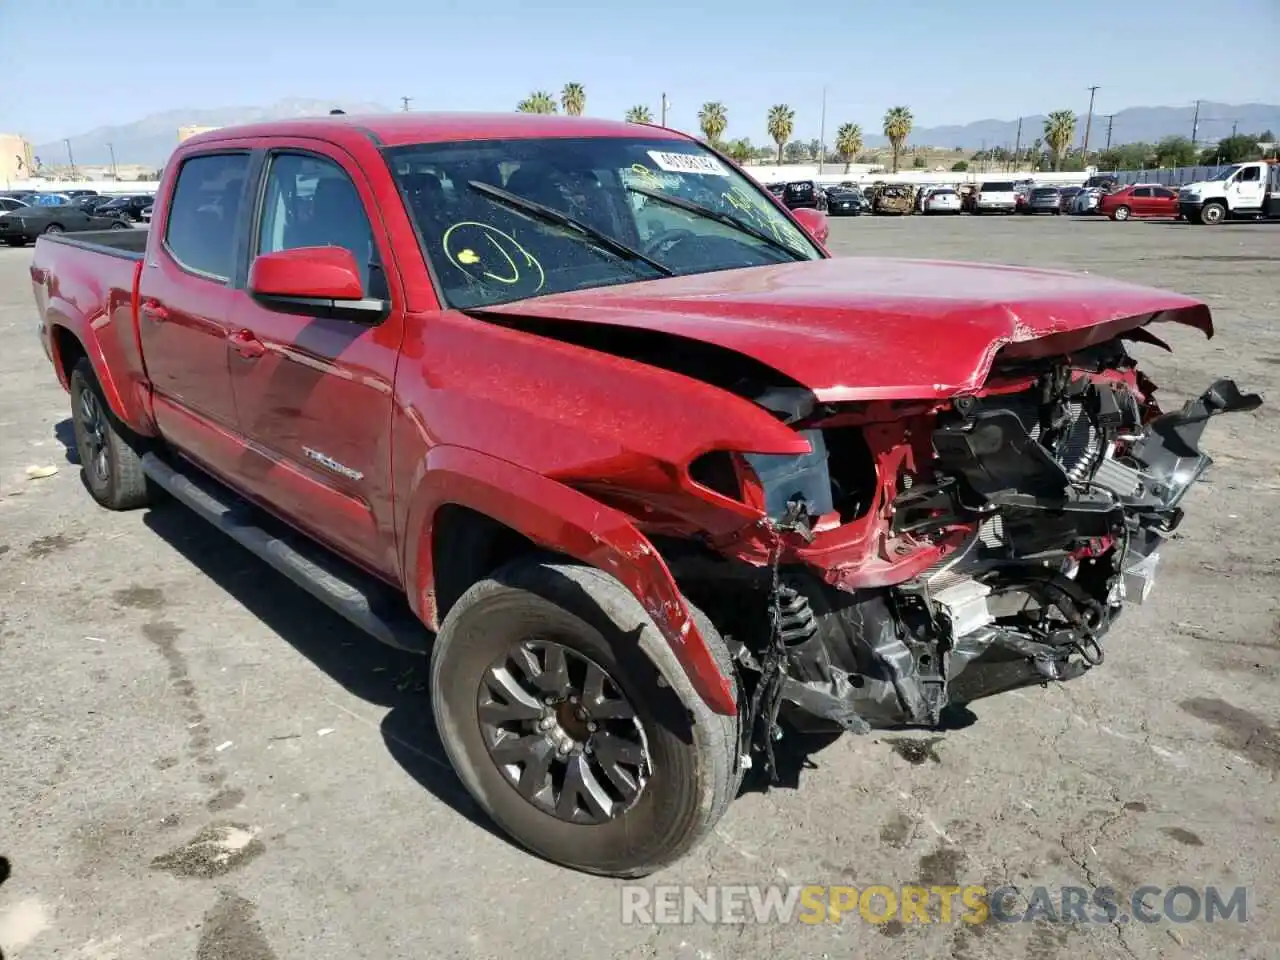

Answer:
[35,99,1280,167]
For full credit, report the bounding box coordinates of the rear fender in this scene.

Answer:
[404,444,738,716]
[46,303,134,424]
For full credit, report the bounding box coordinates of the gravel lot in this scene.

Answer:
[0,216,1277,960]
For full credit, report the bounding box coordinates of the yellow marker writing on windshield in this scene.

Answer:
[442,222,545,292]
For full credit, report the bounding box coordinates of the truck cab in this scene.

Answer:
[1179,160,1280,224]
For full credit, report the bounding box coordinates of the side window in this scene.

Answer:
[1133,187,1152,198]
[164,153,250,281]
[256,152,383,297]
[1238,165,1260,182]
[1154,188,1176,199]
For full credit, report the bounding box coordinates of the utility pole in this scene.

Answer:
[1013,117,1023,170]
[1102,114,1115,151]
[107,142,117,180]
[63,138,75,176]
[1191,99,1202,145]
[979,138,986,173]
[400,96,413,112]
[817,86,827,174]
[660,93,668,127]
[1081,85,1100,159]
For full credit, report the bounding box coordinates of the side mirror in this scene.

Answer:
[791,207,829,245]
[248,247,387,322]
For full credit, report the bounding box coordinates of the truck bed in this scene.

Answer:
[41,228,149,258]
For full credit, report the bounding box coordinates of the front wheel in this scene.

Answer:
[109,221,128,230]
[1112,206,1131,221]
[69,359,153,510]
[43,224,64,235]
[1200,201,1226,225]
[431,560,741,877]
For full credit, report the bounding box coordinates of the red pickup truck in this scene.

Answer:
[31,113,1259,877]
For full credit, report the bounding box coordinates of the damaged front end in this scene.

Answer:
[665,340,1261,772]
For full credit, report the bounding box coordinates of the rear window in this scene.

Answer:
[164,152,251,281]
[980,182,1014,191]
[1032,188,1058,196]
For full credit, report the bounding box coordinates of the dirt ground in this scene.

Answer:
[0,215,1276,960]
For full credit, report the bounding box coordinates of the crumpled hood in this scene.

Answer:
[480,257,1213,402]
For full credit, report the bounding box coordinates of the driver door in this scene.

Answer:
[1231,165,1265,211]
[226,144,406,579]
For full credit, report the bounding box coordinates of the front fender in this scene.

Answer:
[403,444,737,716]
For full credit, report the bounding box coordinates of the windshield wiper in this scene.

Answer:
[623,185,809,262]
[466,180,673,277]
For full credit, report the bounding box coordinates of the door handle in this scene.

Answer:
[228,329,266,360]
[140,300,169,322]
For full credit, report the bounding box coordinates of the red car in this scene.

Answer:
[30,113,1258,878]
[1100,183,1180,220]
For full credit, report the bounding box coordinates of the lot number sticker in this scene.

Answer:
[646,151,729,176]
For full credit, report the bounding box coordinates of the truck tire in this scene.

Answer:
[1200,201,1226,225]
[430,559,742,877]
[69,359,153,510]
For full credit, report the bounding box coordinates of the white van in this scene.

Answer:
[973,180,1018,214]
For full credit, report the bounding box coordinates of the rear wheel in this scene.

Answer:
[431,560,741,877]
[1112,206,1131,221]
[69,359,153,510]
[4,239,26,247]
[43,224,64,235]
[109,221,128,230]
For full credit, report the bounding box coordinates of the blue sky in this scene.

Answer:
[2,0,1277,145]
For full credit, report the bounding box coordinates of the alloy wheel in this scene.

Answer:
[78,388,109,483]
[477,639,649,825]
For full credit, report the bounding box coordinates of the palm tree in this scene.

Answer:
[883,106,913,173]
[767,104,795,164]
[1043,110,1077,171]
[835,122,863,173]
[698,102,728,145]
[561,83,586,117]
[625,105,653,124]
[516,91,558,114]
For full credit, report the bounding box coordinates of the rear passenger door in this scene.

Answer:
[225,144,405,579]
[138,150,252,474]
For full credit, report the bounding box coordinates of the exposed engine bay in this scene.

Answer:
[665,338,1261,774]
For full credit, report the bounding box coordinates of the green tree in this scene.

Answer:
[834,123,863,173]
[767,104,795,164]
[950,160,969,172]
[698,101,728,144]
[625,105,653,124]
[882,106,913,173]
[1154,135,1197,167]
[517,91,557,114]
[725,138,754,163]
[912,155,926,168]
[783,140,807,163]
[1199,133,1265,165]
[1043,110,1077,171]
[560,83,586,117]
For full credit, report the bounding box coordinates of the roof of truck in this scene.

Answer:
[183,112,692,149]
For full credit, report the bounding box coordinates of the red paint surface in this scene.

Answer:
[29,113,1218,717]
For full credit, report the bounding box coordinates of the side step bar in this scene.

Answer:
[141,452,428,653]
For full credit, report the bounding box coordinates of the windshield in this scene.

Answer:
[1206,165,1242,181]
[385,137,822,309]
